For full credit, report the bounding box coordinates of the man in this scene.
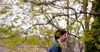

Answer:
[48,29,68,52]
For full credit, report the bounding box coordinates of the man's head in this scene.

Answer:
[55,29,68,42]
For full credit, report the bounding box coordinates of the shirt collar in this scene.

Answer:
[57,39,62,44]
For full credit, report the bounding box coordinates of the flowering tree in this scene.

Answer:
[0,0,100,52]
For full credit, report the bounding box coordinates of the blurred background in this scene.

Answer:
[0,0,100,52]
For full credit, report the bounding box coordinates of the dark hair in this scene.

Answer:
[55,29,67,40]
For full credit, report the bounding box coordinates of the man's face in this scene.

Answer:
[60,33,68,42]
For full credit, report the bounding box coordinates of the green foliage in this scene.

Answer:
[32,12,37,16]
[0,5,10,14]
[96,44,100,49]
[2,36,26,48]
[0,9,7,14]
[2,0,99,52]
[0,25,15,35]
[21,0,28,2]
[25,36,39,45]
[0,28,6,32]
[13,17,20,23]
[4,5,10,9]
[55,32,60,37]
[0,26,38,48]
[84,0,100,51]
[41,38,50,46]
[31,3,35,11]
[55,42,61,47]
[83,0,88,9]
[32,27,37,31]
[19,6,24,9]
[0,25,25,48]
[9,12,14,16]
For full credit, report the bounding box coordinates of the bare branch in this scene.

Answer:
[29,0,59,5]
[80,11,100,16]
[68,33,82,39]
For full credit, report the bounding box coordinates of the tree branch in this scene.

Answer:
[29,0,59,5]
[80,11,100,16]
[68,33,82,39]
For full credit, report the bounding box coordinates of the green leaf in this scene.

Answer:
[0,9,7,14]
[31,3,35,11]
[55,42,61,47]
[97,44,100,49]
[32,12,36,16]
[13,17,20,23]
[19,6,24,9]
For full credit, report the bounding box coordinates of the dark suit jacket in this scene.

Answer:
[48,40,62,52]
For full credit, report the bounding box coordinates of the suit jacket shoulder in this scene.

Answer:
[48,40,62,52]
